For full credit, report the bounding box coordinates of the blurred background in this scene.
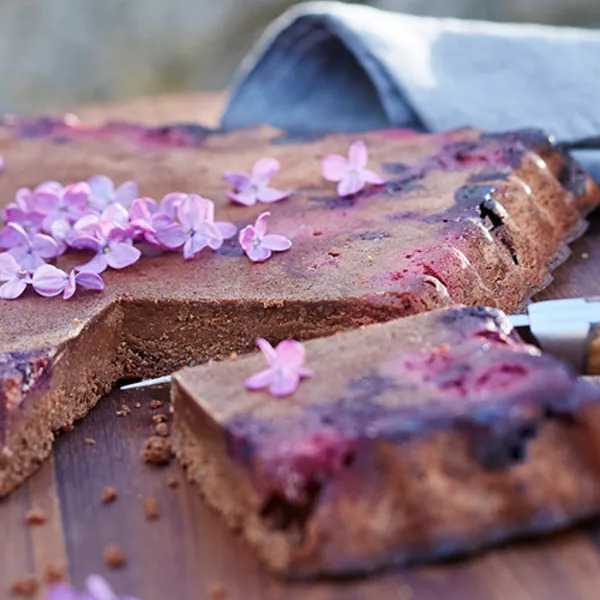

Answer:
[2,0,600,115]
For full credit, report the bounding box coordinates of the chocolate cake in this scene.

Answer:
[0,119,598,496]
[173,307,600,577]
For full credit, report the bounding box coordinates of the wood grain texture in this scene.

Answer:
[3,93,600,599]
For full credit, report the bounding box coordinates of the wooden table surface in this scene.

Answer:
[3,94,600,600]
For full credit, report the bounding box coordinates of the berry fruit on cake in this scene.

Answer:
[0,118,598,499]
[173,307,600,577]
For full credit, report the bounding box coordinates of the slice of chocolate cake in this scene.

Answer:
[0,120,598,495]
[172,307,600,577]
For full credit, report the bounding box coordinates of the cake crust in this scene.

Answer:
[0,120,598,495]
[173,307,600,577]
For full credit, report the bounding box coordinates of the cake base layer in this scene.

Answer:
[1,122,599,495]
[172,307,600,577]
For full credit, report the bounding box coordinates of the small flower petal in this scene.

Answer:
[0,222,29,249]
[361,169,387,185]
[76,253,108,274]
[261,234,292,252]
[256,338,277,366]
[32,264,67,297]
[321,155,348,182]
[106,242,141,269]
[244,368,274,390]
[222,172,249,189]
[337,175,365,197]
[274,339,306,368]
[0,278,27,299]
[256,187,289,204]
[348,140,368,169]
[0,252,20,279]
[75,270,105,291]
[44,583,79,600]
[215,221,237,239]
[251,157,280,184]
[31,233,59,258]
[254,212,270,238]
[114,181,139,207]
[63,270,77,300]
[85,574,116,600]
[155,223,187,249]
[178,195,201,231]
[269,370,300,398]
[227,190,256,206]
[63,182,90,208]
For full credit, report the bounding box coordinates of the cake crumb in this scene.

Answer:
[150,400,163,410]
[582,252,589,259]
[62,423,75,432]
[229,351,238,360]
[44,563,65,584]
[24,508,46,525]
[152,413,168,424]
[84,437,96,446]
[101,486,118,504]
[367,255,373,263]
[73,318,80,325]
[135,402,142,409]
[154,422,169,437]
[209,582,227,599]
[143,436,172,465]
[143,497,160,520]
[116,404,131,417]
[10,576,38,597]
[104,545,127,569]
[167,475,179,488]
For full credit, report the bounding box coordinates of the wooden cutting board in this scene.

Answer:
[3,93,600,600]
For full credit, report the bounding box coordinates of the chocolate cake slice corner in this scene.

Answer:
[172,307,600,577]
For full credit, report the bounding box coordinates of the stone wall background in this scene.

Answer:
[1,0,599,114]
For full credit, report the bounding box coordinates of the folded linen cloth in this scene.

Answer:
[221,1,600,178]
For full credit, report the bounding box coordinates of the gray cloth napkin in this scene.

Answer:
[220,1,600,179]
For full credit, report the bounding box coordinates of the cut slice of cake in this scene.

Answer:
[0,120,598,495]
[172,306,600,577]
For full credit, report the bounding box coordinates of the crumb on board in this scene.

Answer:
[154,422,169,437]
[104,545,127,569]
[229,351,238,360]
[44,563,65,584]
[582,252,589,259]
[143,497,160,521]
[209,582,227,599]
[24,508,46,526]
[152,413,168,424]
[116,404,132,417]
[367,255,373,263]
[135,402,142,409]
[84,437,96,446]
[10,575,39,597]
[101,486,118,504]
[167,475,179,488]
[150,399,163,409]
[143,436,173,466]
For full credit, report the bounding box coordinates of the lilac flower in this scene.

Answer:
[0,222,58,270]
[245,338,313,397]
[87,174,139,211]
[33,181,92,234]
[32,264,104,299]
[45,574,138,600]
[321,140,386,197]
[157,192,187,219]
[223,157,289,206]
[72,224,141,274]
[0,253,32,299]
[128,197,173,246]
[155,195,237,259]
[238,211,291,263]
[2,187,44,232]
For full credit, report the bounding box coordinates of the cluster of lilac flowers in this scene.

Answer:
[0,142,385,301]
[46,574,137,600]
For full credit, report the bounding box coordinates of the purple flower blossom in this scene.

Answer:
[32,264,104,299]
[33,181,92,234]
[245,338,313,397]
[128,197,174,246]
[0,222,58,270]
[157,192,186,219]
[238,211,291,263]
[45,574,138,600]
[3,187,44,233]
[0,253,32,299]
[155,194,237,259]
[87,175,139,211]
[321,140,386,197]
[72,224,141,274]
[223,158,289,206]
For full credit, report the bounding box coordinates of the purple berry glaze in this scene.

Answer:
[0,349,52,446]
[1,115,213,148]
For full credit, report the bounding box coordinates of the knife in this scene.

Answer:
[121,297,600,390]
